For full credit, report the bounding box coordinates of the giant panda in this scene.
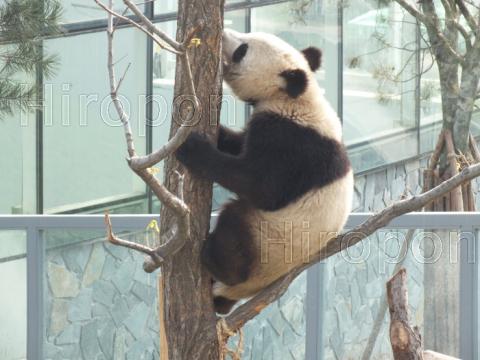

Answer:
[176,29,353,314]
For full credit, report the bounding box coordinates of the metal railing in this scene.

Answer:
[0,213,479,360]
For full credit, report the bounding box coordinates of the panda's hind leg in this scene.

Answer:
[201,199,255,286]
[213,296,238,315]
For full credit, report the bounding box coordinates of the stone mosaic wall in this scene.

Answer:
[43,229,307,360]
[44,230,159,360]
[322,154,480,360]
[322,157,430,360]
[228,273,307,360]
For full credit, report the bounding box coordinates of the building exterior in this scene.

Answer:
[1,0,479,359]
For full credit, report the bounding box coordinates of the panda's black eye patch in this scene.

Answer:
[232,43,248,63]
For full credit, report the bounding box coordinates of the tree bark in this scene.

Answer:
[453,58,480,154]
[159,0,224,358]
[387,269,424,360]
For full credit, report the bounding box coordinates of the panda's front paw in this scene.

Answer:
[175,132,213,171]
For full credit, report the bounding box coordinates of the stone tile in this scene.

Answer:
[112,258,136,294]
[68,287,93,322]
[60,344,80,359]
[56,324,81,345]
[92,303,109,318]
[80,321,101,359]
[82,243,106,287]
[99,319,115,359]
[104,242,130,260]
[49,299,69,337]
[110,296,129,327]
[280,296,304,336]
[113,326,127,360]
[62,245,91,274]
[101,255,119,281]
[131,281,155,306]
[48,262,80,298]
[92,280,117,307]
[123,302,150,340]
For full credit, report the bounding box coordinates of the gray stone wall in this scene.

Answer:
[43,228,307,360]
[44,230,159,360]
[322,154,475,360]
[228,273,307,360]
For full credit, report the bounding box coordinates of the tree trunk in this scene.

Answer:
[159,1,224,358]
[453,59,480,154]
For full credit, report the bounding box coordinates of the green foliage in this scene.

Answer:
[0,0,62,116]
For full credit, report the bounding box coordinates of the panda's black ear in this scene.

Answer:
[301,47,322,72]
[280,69,308,98]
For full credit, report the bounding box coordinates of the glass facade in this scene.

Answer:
[0,0,459,215]
[1,2,479,360]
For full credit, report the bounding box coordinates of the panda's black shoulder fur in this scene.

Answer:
[176,110,350,211]
[242,111,351,210]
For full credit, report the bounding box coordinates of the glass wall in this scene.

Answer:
[0,0,458,214]
[343,1,419,171]
[0,108,36,214]
[43,28,147,214]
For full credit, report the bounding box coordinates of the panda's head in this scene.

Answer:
[222,29,322,104]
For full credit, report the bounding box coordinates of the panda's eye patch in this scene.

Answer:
[232,43,248,63]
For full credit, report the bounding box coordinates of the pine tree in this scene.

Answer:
[0,0,61,116]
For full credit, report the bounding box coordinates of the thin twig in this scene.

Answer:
[116,62,131,93]
[94,0,181,54]
[123,0,183,51]
[105,212,159,258]
[395,0,465,63]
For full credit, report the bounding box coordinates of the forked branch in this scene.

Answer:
[96,0,199,271]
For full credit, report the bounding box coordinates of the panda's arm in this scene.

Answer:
[175,116,302,209]
[175,132,254,196]
[217,126,245,155]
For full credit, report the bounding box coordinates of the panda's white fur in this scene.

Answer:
[176,29,353,314]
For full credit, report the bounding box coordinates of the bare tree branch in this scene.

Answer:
[94,0,181,53]
[128,52,200,171]
[395,0,465,63]
[456,0,478,35]
[123,0,183,51]
[454,21,473,50]
[96,0,196,272]
[225,162,480,332]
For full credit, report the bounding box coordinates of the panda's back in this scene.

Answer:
[241,111,351,212]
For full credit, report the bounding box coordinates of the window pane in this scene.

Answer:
[43,29,147,213]
[343,2,418,171]
[0,107,36,214]
[61,0,145,24]
[155,0,176,15]
[155,0,243,15]
[0,230,26,359]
